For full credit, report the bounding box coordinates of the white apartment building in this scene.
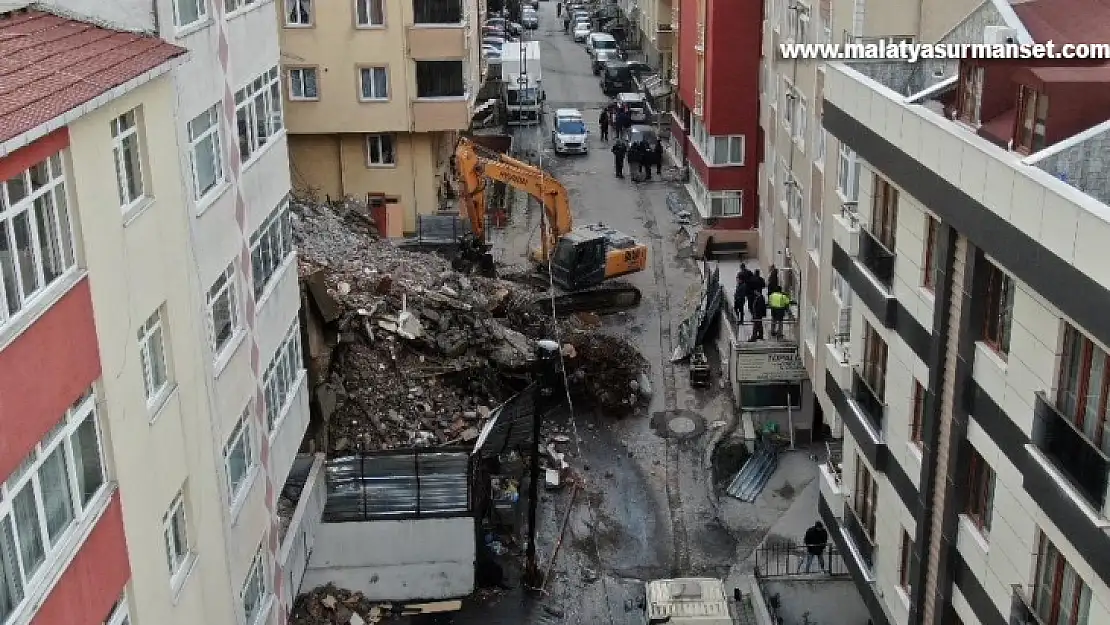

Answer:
[775,0,1110,623]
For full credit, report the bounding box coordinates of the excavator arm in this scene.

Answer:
[455,137,572,260]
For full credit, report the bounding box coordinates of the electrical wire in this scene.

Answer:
[522,17,617,625]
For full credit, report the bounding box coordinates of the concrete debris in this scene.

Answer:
[291,197,651,453]
[293,584,388,625]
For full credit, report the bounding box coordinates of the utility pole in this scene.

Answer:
[524,339,561,588]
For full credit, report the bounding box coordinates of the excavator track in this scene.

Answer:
[498,271,642,316]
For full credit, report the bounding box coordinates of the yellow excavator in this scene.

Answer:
[453,136,647,314]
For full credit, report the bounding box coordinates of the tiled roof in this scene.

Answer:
[0,9,186,144]
[1011,0,1110,45]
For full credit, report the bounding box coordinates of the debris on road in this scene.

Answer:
[292,584,388,624]
[292,196,651,453]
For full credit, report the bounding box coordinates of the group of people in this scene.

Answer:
[733,262,794,341]
[601,103,663,180]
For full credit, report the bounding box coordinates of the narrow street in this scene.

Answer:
[446,3,744,622]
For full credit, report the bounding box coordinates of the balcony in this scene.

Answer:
[278,454,326,612]
[825,332,852,390]
[832,202,861,256]
[412,98,470,132]
[1010,585,1048,625]
[824,369,888,470]
[407,25,466,60]
[413,0,463,23]
[851,368,885,437]
[842,501,876,570]
[819,442,845,518]
[1028,391,1110,518]
[858,227,895,290]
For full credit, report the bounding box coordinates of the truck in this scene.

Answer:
[501,40,543,125]
[644,578,736,624]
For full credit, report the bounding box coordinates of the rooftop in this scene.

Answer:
[0,8,186,146]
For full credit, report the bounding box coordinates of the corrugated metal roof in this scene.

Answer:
[323,451,470,522]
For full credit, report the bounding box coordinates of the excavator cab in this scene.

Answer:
[549,233,608,291]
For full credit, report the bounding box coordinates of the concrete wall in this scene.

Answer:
[1032,121,1110,206]
[304,517,477,601]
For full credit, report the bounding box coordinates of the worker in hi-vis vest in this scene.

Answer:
[768,289,794,339]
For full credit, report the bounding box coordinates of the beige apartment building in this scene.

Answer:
[279,0,484,233]
[627,0,674,76]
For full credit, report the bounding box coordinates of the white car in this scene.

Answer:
[572,22,591,42]
[551,109,588,154]
[522,10,538,28]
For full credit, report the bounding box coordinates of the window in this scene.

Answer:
[413,0,462,23]
[782,80,795,130]
[241,546,268,624]
[832,271,852,307]
[923,215,940,290]
[355,0,385,26]
[288,67,319,100]
[0,392,105,624]
[1056,323,1110,455]
[264,320,303,432]
[807,211,821,253]
[284,0,311,25]
[366,134,396,166]
[787,181,804,225]
[359,66,389,100]
[224,411,254,504]
[225,0,258,12]
[768,72,777,109]
[957,62,983,125]
[871,176,898,250]
[709,191,742,217]
[163,491,190,578]
[862,321,888,397]
[794,98,807,150]
[710,135,744,165]
[814,114,825,165]
[0,153,75,323]
[910,381,926,447]
[207,263,240,357]
[805,304,818,343]
[111,110,146,209]
[137,308,170,404]
[1034,533,1091,625]
[249,201,293,299]
[964,446,995,533]
[820,8,831,44]
[1015,85,1049,153]
[187,106,224,201]
[739,383,802,408]
[898,530,912,590]
[172,0,207,27]
[853,456,878,540]
[234,67,284,163]
[105,597,131,625]
[416,60,465,98]
[797,13,808,43]
[836,144,859,201]
[980,260,1013,356]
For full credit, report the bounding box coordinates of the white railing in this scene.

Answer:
[279,453,327,611]
[694,89,704,115]
[695,22,705,52]
[840,201,859,226]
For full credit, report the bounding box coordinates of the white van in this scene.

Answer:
[617,92,650,123]
[586,32,617,55]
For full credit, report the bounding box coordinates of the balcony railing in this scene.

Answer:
[735,319,798,344]
[851,367,885,434]
[842,501,876,569]
[858,226,895,289]
[1010,585,1048,625]
[1032,391,1110,514]
[695,23,705,52]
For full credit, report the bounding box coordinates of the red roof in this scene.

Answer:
[1011,0,1110,45]
[0,9,186,145]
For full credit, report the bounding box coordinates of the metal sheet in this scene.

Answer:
[324,451,470,522]
[734,350,807,382]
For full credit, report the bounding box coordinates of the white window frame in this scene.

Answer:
[234,67,284,165]
[808,210,822,253]
[788,180,804,225]
[163,491,190,581]
[241,545,268,625]
[0,391,107,625]
[366,134,396,166]
[138,308,171,405]
[709,191,743,217]
[821,10,832,44]
[797,12,809,43]
[250,200,293,300]
[105,596,131,625]
[782,80,795,131]
[224,411,255,506]
[0,153,76,328]
[355,0,386,26]
[711,135,745,166]
[187,105,225,203]
[288,67,319,100]
[805,303,818,344]
[225,0,258,14]
[207,263,241,358]
[833,270,852,306]
[172,0,208,29]
[794,97,807,152]
[111,109,147,211]
[284,0,312,26]
[359,66,390,101]
[837,144,860,201]
[814,115,826,166]
[264,319,303,433]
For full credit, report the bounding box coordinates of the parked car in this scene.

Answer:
[628,124,657,147]
[616,92,650,123]
[592,48,618,75]
[586,32,617,55]
[482,36,506,49]
[508,21,524,35]
[600,60,634,95]
[551,108,589,155]
[522,10,539,28]
[572,21,591,42]
[624,61,654,78]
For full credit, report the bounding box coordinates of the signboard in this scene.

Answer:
[734,350,807,382]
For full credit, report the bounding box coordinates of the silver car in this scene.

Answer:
[551,109,589,154]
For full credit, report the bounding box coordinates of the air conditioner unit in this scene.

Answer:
[983,26,1017,45]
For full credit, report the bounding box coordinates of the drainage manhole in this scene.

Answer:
[650,410,707,440]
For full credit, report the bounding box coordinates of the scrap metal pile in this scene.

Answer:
[292,197,649,453]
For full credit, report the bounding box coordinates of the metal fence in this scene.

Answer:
[751,542,851,578]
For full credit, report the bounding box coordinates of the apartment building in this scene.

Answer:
[770,0,1110,623]
[278,0,483,234]
[667,0,761,229]
[624,0,674,74]
[1,0,311,623]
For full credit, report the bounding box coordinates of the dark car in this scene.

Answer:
[624,61,654,78]
[600,60,633,96]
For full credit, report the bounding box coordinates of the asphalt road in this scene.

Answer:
[439,5,743,623]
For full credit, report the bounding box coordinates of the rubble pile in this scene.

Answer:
[291,198,649,452]
[292,584,389,625]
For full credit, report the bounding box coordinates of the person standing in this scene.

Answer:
[733,276,748,324]
[798,521,829,574]
[746,269,766,316]
[599,109,609,141]
[769,288,793,338]
[654,138,664,176]
[611,139,627,178]
[556,2,562,16]
[749,291,767,342]
[639,142,653,181]
[767,265,781,295]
